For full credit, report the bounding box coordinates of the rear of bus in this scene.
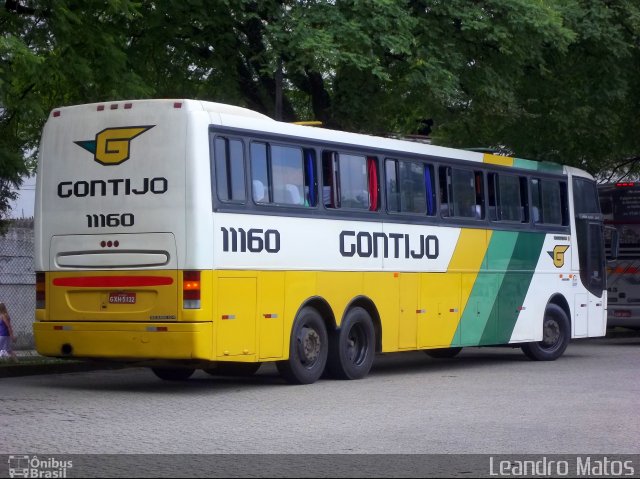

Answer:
[33,99,214,361]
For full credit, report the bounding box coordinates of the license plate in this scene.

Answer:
[109,292,136,304]
[613,310,632,318]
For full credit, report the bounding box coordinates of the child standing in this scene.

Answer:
[0,302,16,360]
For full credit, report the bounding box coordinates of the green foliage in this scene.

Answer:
[1,0,639,224]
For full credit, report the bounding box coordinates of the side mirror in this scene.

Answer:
[605,226,619,261]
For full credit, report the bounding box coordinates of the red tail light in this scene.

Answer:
[183,271,201,309]
[36,272,45,309]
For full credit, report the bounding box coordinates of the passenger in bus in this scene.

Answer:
[253,180,265,203]
[285,184,303,205]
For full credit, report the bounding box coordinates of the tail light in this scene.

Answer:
[183,271,201,309]
[36,272,45,309]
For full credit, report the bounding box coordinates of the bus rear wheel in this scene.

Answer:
[151,367,195,381]
[521,304,570,361]
[204,362,261,377]
[326,307,375,380]
[276,307,328,385]
[425,347,462,359]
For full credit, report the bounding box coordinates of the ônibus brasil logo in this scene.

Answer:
[74,126,154,165]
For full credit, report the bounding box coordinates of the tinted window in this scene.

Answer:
[532,178,567,225]
[573,178,600,215]
[214,137,245,202]
[495,174,524,222]
[440,167,483,219]
[250,142,269,203]
[271,145,305,205]
[340,154,370,209]
[386,159,433,215]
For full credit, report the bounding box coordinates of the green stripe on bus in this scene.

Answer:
[457,231,518,346]
[513,158,564,174]
[479,232,546,345]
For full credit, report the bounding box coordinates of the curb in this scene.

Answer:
[0,360,125,378]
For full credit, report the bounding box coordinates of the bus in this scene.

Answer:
[33,99,607,384]
[598,182,640,329]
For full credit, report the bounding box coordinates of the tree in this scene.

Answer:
[1,0,639,225]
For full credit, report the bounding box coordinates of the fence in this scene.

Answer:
[0,219,36,354]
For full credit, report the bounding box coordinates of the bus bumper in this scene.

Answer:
[33,321,213,360]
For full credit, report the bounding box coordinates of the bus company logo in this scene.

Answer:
[74,125,154,166]
[8,455,73,478]
[548,245,570,268]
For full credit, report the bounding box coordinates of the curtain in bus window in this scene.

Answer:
[368,157,378,211]
[305,150,316,207]
[425,166,435,216]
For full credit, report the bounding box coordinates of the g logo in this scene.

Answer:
[549,245,570,268]
[75,126,154,165]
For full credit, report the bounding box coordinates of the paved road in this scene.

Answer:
[2,334,639,457]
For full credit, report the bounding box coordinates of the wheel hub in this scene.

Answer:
[542,318,560,347]
[297,326,320,365]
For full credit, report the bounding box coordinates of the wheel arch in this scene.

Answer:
[342,295,382,353]
[296,296,337,333]
[547,293,571,326]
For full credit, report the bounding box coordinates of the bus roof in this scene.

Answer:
[50,98,585,177]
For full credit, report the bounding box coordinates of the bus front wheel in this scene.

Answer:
[326,307,375,380]
[276,307,328,385]
[151,367,195,381]
[521,304,570,361]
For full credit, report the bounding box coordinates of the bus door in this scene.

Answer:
[575,215,606,336]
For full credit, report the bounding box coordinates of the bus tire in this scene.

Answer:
[326,307,375,380]
[151,367,195,381]
[425,347,462,359]
[521,304,570,361]
[204,362,261,376]
[276,307,328,385]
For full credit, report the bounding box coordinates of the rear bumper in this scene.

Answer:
[607,305,640,329]
[33,321,213,360]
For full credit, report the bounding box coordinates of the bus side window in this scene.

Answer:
[339,153,371,210]
[271,144,305,206]
[492,173,526,222]
[447,167,484,219]
[322,151,377,211]
[386,158,428,215]
[251,142,270,204]
[251,142,309,207]
[322,151,339,208]
[214,136,246,203]
[531,178,568,226]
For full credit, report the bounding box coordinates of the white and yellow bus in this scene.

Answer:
[34,99,607,384]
